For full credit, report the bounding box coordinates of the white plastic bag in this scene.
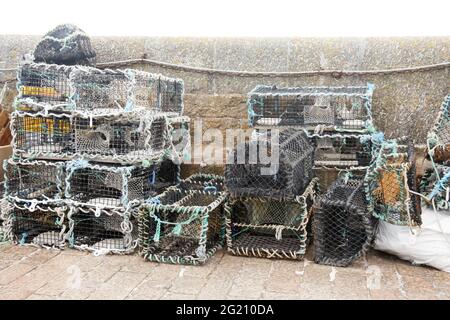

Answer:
[374,208,450,273]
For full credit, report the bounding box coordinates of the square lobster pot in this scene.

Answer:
[247,84,374,131]
[421,164,450,211]
[427,94,450,164]
[66,162,166,210]
[138,188,227,265]
[313,178,376,267]
[12,111,74,158]
[225,128,314,198]
[366,146,422,226]
[67,206,138,254]
[4,159,65,204]
[73,110,168,163]
[311,133,372,169]
[177,173,225,193]
[16,63,73,111]
[225,178,318,260]
[1,201,68,248]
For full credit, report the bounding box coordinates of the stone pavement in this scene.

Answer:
[0,244,448,300]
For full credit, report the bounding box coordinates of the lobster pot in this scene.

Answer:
[66,162,163,209]
[421,164,450,211]
[366,150,421,226]
[4,159,65,203]
[248,85,373,131]
[225,178,318,260]
[73,110,168,163]
[313,178,376,267]
[12,111,73,158]
[178,173,225,193]
[16,63,73,110]
[311,134,372,169]
[139,188,226,265]
[427,95,450,164]
[225,129,314,198]
[1,202,68,248]
[153,159,180,193]
[68,206,138,254]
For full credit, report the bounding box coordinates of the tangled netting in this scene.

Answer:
[16,63,184,115]
[313,177,377,267]
[427,94,450,164]
[177,173,225,193]
[225,128,314,198]
[0,201,68,248]
[225,178,318,260]
[365,141,422,226]
[420,164,450,211]
[67,206,138,254]
[33,24,96,66]
[309,133,372,169]
[138,174,226,265]
[4,158,65,204]
[247,84,374,132]
[11,108,189,164]
[65,160,178,211]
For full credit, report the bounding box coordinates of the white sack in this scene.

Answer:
[374,208,450,273]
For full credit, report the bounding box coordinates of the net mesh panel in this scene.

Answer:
[69,209,138,252]
[312,134,372,168]
[248,85,371,130]
[225,178,317,260]
[18,64,72,108]
[420,164,450,211]
[71,68,128,112]
[11,206,67,247]
[160,77,184,114]
[13,113,74,156]
[67,165,159,208]
[73,113,167,160]
[4,160,64,202]
[367,147,422,226]
[225,129,314,198]
[177,173,225,193]
[139,188,225,265]
[313,178,376,267]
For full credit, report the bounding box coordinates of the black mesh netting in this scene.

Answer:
[225,128,314,198]
[313,178,377,267]
[138,188,226,265]
[8,205,68,248]
[225,178,317,260]
[311,134,372,168]
[68,208,138,253]
[33,24,96,66]
[247,85,372,131]
[366,143,422,226]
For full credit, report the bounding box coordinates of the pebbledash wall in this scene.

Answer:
[1,35,449,153]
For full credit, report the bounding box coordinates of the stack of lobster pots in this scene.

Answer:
[224,84,377,265]
[0,61,190,254]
